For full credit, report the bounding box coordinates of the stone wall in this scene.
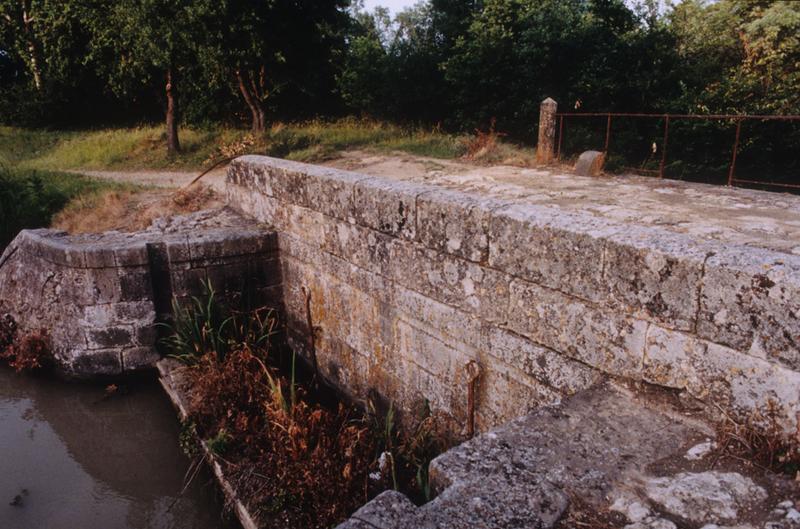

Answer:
[0,210,279,378]
[227,155,800,431]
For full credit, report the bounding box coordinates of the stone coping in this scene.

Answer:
[229,155,800,375]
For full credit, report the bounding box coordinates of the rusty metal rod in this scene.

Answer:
[731,178,800,190]
[555,112,800,121]
[604,114,612,153]
[465,361,482,439]
[728,120,742,187]
[659,116,670,179]
[557,115,564,161]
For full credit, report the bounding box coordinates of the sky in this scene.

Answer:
[362,0,416,16]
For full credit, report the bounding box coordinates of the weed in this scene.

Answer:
[160,279,278,365]
[0,330,50,372]
[206,429,232,456]
[463,118,536,166]
[0,314,17,351]
[185,345,378,528]
[713,401,800,477]
[366,398,452,504]
[160,279,449,526]
[465,118,504,159]
[179,420,201,459]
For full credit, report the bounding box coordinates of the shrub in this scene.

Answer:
[0,316,50,373]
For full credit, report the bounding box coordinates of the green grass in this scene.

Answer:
[1,119,471,173]
[0,165,134,249]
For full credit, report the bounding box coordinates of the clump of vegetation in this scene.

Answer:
[462,118,536,167]
[163,281,453,527]
[713,401,800,477]
[0,315,50,372]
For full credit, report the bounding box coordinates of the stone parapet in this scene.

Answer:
[227,155,800,430]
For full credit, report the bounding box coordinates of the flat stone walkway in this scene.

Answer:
[328,151,800,255]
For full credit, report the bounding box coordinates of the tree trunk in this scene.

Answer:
[248,71,266,132]
[19,0,42,90]
[236,69,265,133]
[165,68,180,154]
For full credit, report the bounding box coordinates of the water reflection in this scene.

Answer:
[0,368,235,529]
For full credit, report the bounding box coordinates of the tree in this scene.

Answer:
[670,0,800,115]
[0,0,43,89]
[206,0,349,133]
[88,0,218,154]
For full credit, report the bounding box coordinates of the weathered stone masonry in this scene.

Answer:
[227,155,800,431]
[0,211,280,378]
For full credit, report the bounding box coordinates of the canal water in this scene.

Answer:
[0,367,236,529]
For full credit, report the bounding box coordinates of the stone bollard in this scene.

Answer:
[536,97,558,164]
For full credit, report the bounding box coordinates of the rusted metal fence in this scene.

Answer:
[553,110,800,190]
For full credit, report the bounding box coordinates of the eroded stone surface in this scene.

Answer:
[644,471,768,524]
[228,155,800,433]
[334,383,710,529]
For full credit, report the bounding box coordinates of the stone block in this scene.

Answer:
[112,241,150,267]
[392,283,485,352]
[390,240,510,323]
[507,279,646,378]
[574,150,606,176]
[84,245,117,268]
[87,326,133,350]
[321,219,393,277]
[489,203,619,303]
[301,165,371,221]
[133,324,158,347]
[67,348,123,377]
[416,189,499,263]
[81,304,117,329]
[644,325,800,421]
[118,268,152,302]
[272,202,328,251]
[476,363,562,431]
[353,178,426,240]
[89,268,123,304]
[122,346,161,371]
[163,236,192,264]
[486,326,600,394]
[40,237,87,268]
[170,267,208,298]
[348,490,419,529]
[603,227,709,331]
[697,246,800,371]
[114,302,156,324]
[416,477,568,529]
[395,319,467,384]
[230,156,278,197]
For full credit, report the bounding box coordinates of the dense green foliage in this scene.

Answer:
[1,0,798,182]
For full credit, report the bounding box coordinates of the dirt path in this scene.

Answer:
[68,168,229,192]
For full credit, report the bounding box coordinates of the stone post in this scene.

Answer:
[536,97,558,164]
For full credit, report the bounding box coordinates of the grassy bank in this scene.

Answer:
[0,119,538,173]
[0,166,133,249]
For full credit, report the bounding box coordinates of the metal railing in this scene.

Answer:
[555,111,800,190]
